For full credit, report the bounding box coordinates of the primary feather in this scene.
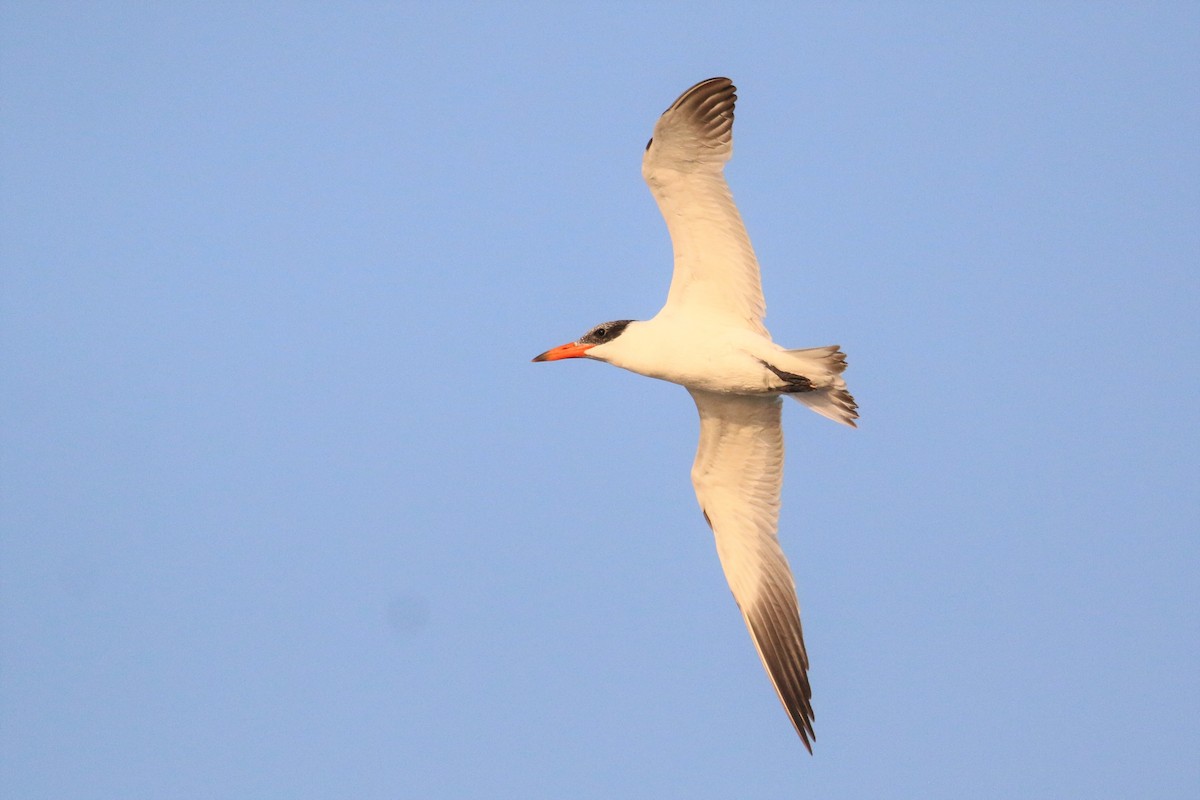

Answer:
[644,78,768,336]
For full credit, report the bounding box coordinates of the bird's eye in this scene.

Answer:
[594,327,607,338]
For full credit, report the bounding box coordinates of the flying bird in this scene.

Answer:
[533,77,857,752]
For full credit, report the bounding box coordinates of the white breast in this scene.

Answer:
[586,316,781,394]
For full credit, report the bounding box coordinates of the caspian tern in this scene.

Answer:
[533,77,857,752]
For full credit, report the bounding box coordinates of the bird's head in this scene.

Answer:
[532,319,635,362]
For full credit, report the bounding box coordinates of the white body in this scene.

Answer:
[539,78,857,751]
[591,316,779,393]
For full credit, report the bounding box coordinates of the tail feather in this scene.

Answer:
[777,345,858,428]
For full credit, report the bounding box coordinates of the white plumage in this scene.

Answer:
[533,78,857,751]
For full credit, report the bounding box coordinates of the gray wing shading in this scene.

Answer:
[643,78,768,336]
[688,389,815,751]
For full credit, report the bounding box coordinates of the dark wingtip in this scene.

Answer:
[663,77,736,146]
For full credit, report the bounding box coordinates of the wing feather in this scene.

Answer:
[643,78,767,335]
[689,390,815,750]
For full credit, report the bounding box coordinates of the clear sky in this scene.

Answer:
[3,3,1198,798]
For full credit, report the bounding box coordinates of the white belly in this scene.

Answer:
[587,316,779,394]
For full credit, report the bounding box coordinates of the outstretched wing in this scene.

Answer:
[643,77,767,336]
[688,389,815,750]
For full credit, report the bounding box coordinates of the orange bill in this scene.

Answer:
[531,341,595,362]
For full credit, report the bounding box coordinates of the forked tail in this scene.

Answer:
[773,345,858,427]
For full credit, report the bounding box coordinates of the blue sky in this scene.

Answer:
[3,3,1198,798]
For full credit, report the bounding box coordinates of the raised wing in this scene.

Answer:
[643,77,767,336]
[688,389,815,750]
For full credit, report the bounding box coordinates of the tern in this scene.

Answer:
[533,77,857,752]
